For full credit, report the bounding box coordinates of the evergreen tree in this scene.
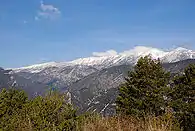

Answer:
[170,64,195,130]
[116,56,170,117]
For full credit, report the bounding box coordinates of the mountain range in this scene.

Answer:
[1,46,195,115]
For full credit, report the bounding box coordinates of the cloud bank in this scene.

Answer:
[92,46,167,58]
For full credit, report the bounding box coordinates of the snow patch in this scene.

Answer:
[100,103,110,114]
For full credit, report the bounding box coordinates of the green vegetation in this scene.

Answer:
[0,88,28,130]
[0,56,194,130]
[117,56,195,131]
[116,56,170,117]
[0,89,78,131]
[170,64,195,130]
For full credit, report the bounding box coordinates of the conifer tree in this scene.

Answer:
[116,56,170,117]
[171,64,195,130]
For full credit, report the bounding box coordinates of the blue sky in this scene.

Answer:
[0,0,195,68]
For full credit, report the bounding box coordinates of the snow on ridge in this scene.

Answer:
[162,47,195,63]
[12,62,60,73]
[68,55,118,66]
[67,46,194,66]
[14,62,56,69]
[12,46,195,73]
[68,46,167,66]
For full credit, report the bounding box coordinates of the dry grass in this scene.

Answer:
[3,112,181,131]
[79,114,181,131]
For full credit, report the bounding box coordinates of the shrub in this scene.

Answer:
[0,88,28,130]
[0,89,78,131]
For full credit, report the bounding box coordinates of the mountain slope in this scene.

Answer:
[15,65,98,89]
[12,46,195,89]
[0,68,48,97]
[70,59,195,115]
[70,65,131,115]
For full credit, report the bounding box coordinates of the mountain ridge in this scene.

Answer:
[10,46,195,90]
[11,46,195,73]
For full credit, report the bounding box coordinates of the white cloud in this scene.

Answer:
[36,1,61,20]
[92,50,118,57]
[119,46,166,58]
[92,46,167,58]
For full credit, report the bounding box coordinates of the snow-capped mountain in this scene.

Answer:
[162,47,195,63]
[11,46,195,89]
[13,46,195,72]
[7,46,195,115]
[68,46,194,67]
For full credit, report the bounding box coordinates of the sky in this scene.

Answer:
[0,0,195,68]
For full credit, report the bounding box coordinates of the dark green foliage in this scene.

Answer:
[21,92,77,131]
[116,56,170,117]
[0,88,28,130]
[0,89,78,131]
[170,64,195,130]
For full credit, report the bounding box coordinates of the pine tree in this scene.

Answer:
[170,64,195,130]
[116,56,170,117]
